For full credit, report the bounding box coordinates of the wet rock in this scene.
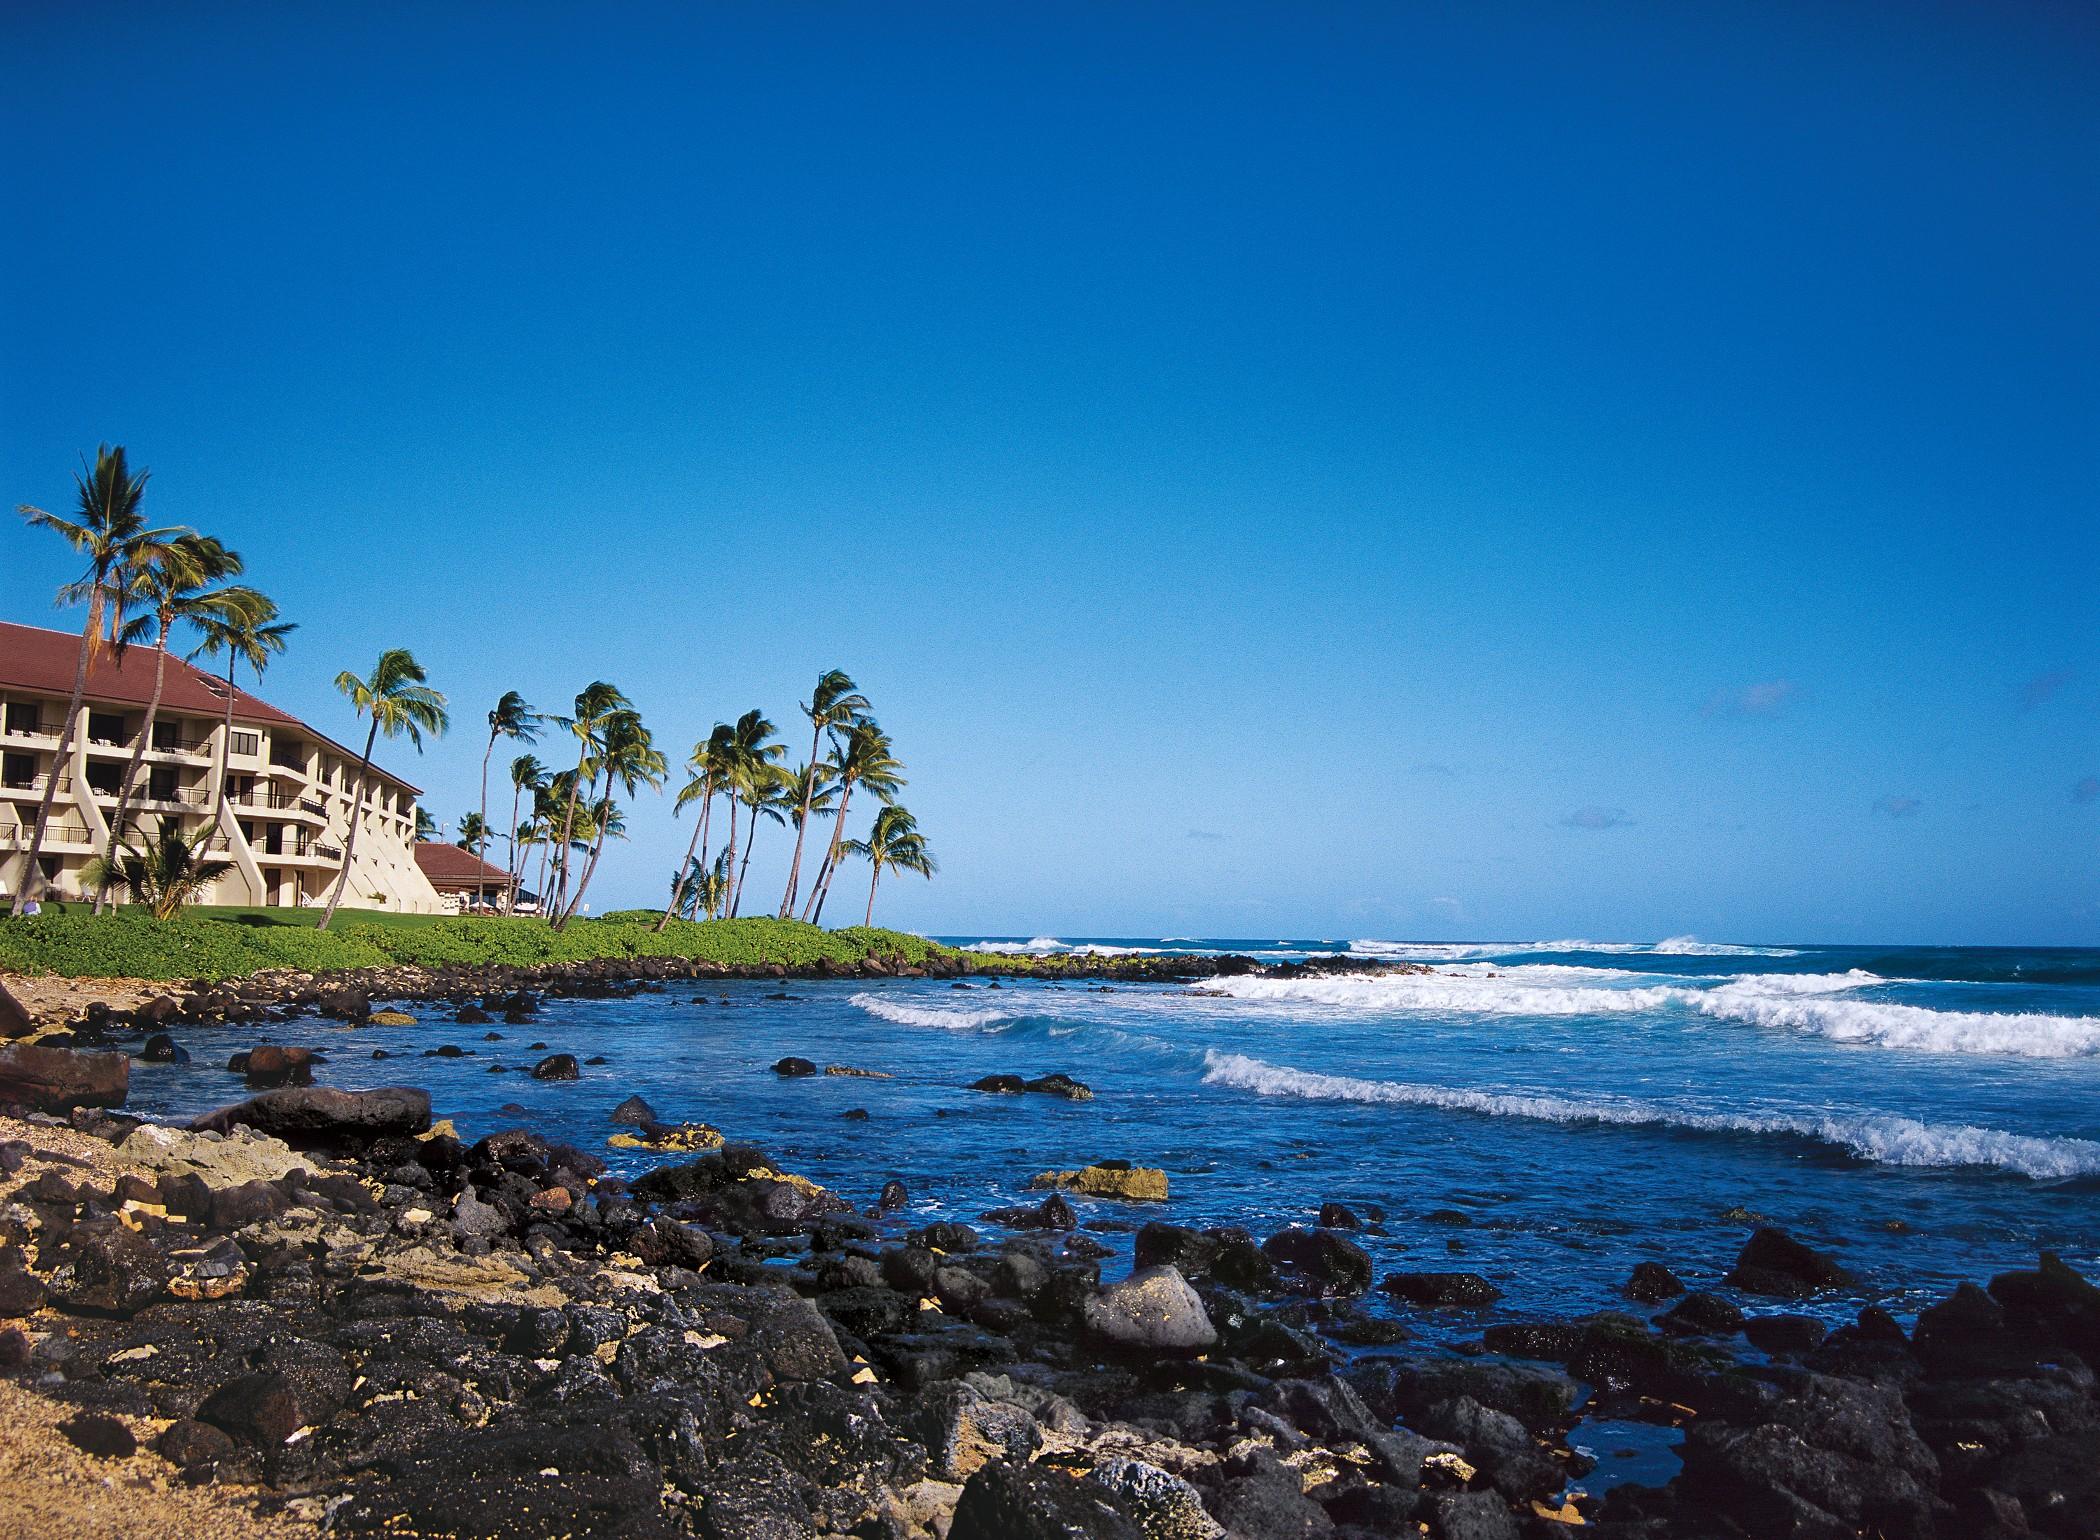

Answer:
[1424,1489,1520,1540]
[1625,1260,1686,1302]
[823,1063,891,1078]
[0,1267,47,1316]
[531,1052,580,1081]
[191,1085,431,1144]
[1024,1072,1093,1101]
[631,1218,715,1271]
[454,1004,493,1025]
[1031,1162,1169,1201]
[878,1179,908,1212]
[1660,1290,1746,1337]
[951,1456,1146,1540]
[1084,1265,1216,1354]
[58,1412,136,1458]
[772,1056,819,1077]
[139,1033,189,1064]
[1262,1226,1373,1296]
[611,1093,659,1126]
[985,1193,1077,1231]
[910,1221,979,1254]
[969,1073,1026,1094]
[243,1044,315,1089]
[1381,1271,1503,1308]
[1317,1201,1360,1229]
[1210,1446,1335,1538]
[910,1379,1042,1479]
[50,1223,165,1314]
[1745,1314,1831,1356]
[0,1043,129,1112]
[1084,1456,1224,1540]
[1724,1226,1854,1298]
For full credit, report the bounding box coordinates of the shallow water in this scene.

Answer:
[121,936,2100,1341]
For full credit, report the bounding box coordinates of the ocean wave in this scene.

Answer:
[1348,937,1801,960]
[1200,1052,2100,1179]
[1689,990,2100,1059]
[849,993,1012,1031]
[960,937,1157,957]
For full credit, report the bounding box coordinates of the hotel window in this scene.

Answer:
[2,752,34,788]
[229,730,260,756]
[148,767,178,801]
[3,702,41,735]
[85,761,122,796]
[88,711,127,745]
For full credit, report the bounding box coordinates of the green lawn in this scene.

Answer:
[0,909,955,982]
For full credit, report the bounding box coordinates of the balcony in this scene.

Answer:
[0,822,93,847]
[148,732,213,758]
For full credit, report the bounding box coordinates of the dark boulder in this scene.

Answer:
[1317,1201,1361,1229]
[611,1093,659,1126]
[243,1043,315,1089]
[1659,1290,1746,1337]
[50,1223,165,1314]
[1024,1072,1093,1101]
[1724,1226,1854,1298]
[1745,1314,1830,1356]
[951,1457,1145,1540]
[190,1085,432,1144]
[630,1218,714,1271]
[156,1417,236,1468]
[1083,1265,1216,1354]
[1381,1271,1503,1308]
[1625,1260,1686,1302]
[197,1370,312,1446]
[0,1043,128,1112]
[1263,1226,1373,1295]
[968,1074,1026,1095]
[139,1033,189,1064]
[772,1056,818,1077]
[532,1052,580,1081]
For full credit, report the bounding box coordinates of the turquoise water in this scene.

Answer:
[123,937,2100,1333]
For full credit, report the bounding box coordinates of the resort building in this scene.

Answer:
[412,841,521,914]
[0,619,444,912]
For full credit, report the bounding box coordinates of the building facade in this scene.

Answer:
[1,620,443,912]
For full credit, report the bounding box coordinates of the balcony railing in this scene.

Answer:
[148,733,213,756]
[0,823,93,846]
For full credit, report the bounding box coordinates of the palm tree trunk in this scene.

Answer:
[11,597,101,914]
[476,730,495,910]
[533,833,550,912]
[95,618,173,914]
[778,728,823,917]
[318,716,381,930]
[865,860,880,927]
[558,820,611,929]
[655,795,708,932]
[721,797,739,918]
[548,737,589,923]
[504,782,525,913]
[209,656,237,817]
[732,806,761,918]
[803,777,855,924]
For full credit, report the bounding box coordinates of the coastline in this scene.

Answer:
[0,954,2092,1537]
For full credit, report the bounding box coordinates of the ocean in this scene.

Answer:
[123,935,2100,1337]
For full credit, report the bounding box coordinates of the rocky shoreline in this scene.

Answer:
[0,959,2094,1539]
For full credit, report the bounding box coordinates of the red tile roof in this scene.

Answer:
[413,841,511,889]
[0,619,420,793]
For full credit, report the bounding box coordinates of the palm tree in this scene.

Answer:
[502,753,548,911]
[732,761,794,918]
[455,811,491,854]
[844,804,936,927]
[806,720,905,924]
[93,533,247,913]
[546,682,629,920]
[554,709,663,927]
[718,709,783,917]
[476,692,541,910]
[654,723,734,932]
[414,806,441,843]
[319,649,448,930]
[186,591,295,815]
[79,822,236,921]
[11,446,183,913]
[778,669,869,918]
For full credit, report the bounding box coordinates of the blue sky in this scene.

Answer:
[4,2,2095,944]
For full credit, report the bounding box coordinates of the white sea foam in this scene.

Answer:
[1349,937,1801,960]
[1200,1052,2100,1179]
[849,993,1011,1031]
[960,937,1156,957]
[1689,990,2100,1059]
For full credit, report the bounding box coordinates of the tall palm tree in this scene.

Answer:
[654,723,734,932]
[546,682,629,920]
[93,533,247,913]
[80,822,236,921]
[476,692,541,909]
[319,649,448,930]
[778,669,869,918]
[806,720,905,924]
[414,806,441,843]
[732,762,795,918]
[455,811,491,855]
[11,446,183,913]
[718,708,783,917]
[554,709,663,927]
[502,753,548,911]
[186,590,295,815]
[844,804,936,927]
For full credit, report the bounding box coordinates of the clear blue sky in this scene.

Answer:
[4,2,2095,944]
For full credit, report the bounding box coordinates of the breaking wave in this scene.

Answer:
[1200,1052,2100,1179]
[1349,937,1800,961]
[848,993,1012,1031]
